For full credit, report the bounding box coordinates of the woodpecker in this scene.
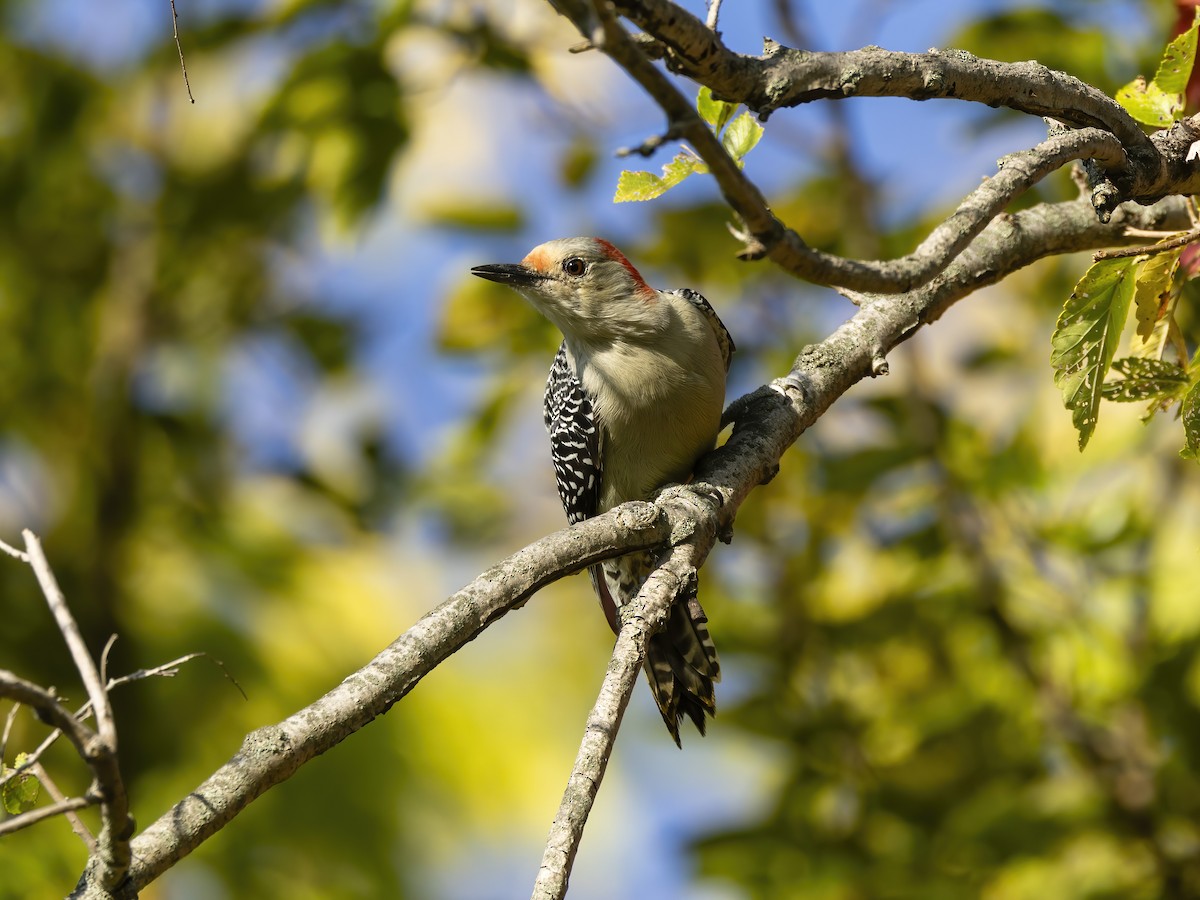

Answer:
[472,237,734,745]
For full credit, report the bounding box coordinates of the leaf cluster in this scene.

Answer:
[1052,12,1200,456]
[613,87,763,203]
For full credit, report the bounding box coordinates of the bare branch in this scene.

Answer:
[553,0,1138,295]
[20,531,132,891]
[23,532,115,747]
[612,0,1151,154]
[704,0,722,31]
[169,0,195,103]
[0,536,29,561]
[1,700,18,760]
[0,718,68,790]
[1093,228,1200,260]
[0,792,96,840]
[31,761,97,850]
[120,501,671,891]
[0,673,98,759]
[533,498,720,899]
[531,593,649,900]
[99,635,118,690]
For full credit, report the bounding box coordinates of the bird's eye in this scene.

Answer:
[562,257,587,277]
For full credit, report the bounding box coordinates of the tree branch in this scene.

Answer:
[551,0,1163,296]
[533,492,720,899]
[0,792,96,839]
[0,671,98,766]
[21,530,132,892]
[530,567,668,900]
[107,502,670,894]
[612,0,1152,154]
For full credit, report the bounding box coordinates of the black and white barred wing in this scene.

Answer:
[542,342,601,525]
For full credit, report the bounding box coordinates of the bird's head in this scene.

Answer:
[471,237,661,343]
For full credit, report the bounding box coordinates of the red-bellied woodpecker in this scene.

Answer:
[471,237,734,745]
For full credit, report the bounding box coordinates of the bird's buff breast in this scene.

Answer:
[583,343,725,512]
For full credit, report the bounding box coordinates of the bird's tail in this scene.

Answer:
[591,557,721,746]
[643,594,720,746]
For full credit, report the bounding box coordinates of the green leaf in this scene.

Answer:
[720,111,765,161]
[1101,356,1190,402]
[1182,378,1200,460]
[697,86,736,132]
[1051,257,1139,450]
[1115,76,1184,127]
[614,152,707,202]
[1154,7,1200,95]
[1130,248,1182,359]
[1114,9,1199,126]
[2,755,39,815]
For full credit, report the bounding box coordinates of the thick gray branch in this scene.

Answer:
[558,0,1200,290]
[87,503,669,898]
[615,1,1149,149]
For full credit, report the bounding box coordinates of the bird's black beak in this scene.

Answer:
[471,263,542,287]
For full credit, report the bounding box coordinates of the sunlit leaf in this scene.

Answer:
[614,152,707,202]
[697,86,736,132]
[1183,379,1200,460]
[1154,7,1200,94]
[1100,356,1189,402]
[1051,257,1138,449]
[1,755,39,814]
[720,112,765,161]
[1115,76,1184,127]
[1114,9,1199,126]
[1131,248,1182,359]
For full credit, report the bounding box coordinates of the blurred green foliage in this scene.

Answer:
[2,1,1199,899]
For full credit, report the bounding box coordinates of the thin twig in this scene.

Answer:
[20,531,132,889]
[0,652,224,792]
[0,672,97,766]
[23,531,115,747]
[616,125,683,158]
[0,725,63,789]
[169,0,195,103]
[705,0,723,31]
[1122,229,1182,239]
[0,793,96,839]
[1093,228,1200,261]
[1,701,18,761]
[0,536,29,561]
[32,761,96,850]
[100,634,118,688]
